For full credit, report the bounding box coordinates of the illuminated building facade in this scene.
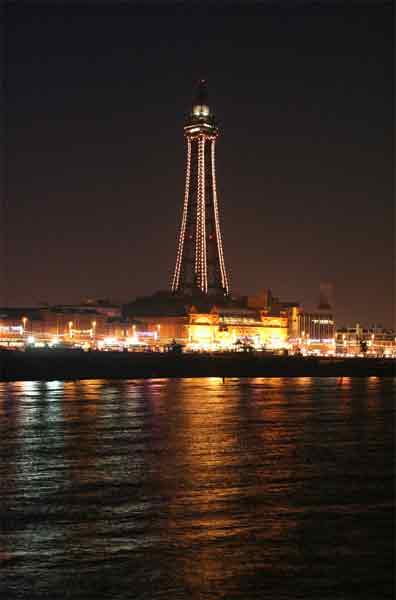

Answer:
[188,306,288,350]
[285,310,336,355]
[0,304,118,349]
[171,80,229,297]
[123,303,288,350]
[297,312,335,341]
[336,325,396,357]
[4,302,394,356]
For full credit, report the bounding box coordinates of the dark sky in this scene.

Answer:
[2,1,393,327]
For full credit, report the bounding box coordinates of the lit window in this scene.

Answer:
[193,104,210,117]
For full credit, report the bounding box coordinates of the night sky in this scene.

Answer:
[2,1,393,327]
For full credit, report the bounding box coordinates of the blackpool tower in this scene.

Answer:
[171,80,229,297]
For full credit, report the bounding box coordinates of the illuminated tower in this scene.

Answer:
[171,80,229,296]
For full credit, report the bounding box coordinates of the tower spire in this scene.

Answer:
[171,81,229,297]
[190,79,213,122]
[194,79,209,107]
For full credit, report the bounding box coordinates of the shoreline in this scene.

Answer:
[0,349,394,381]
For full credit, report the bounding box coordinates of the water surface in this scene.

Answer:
[0,377,394,599]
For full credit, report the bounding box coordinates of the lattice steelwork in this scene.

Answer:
[171,80,229,296]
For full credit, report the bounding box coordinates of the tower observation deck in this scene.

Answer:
[171,80,229,297]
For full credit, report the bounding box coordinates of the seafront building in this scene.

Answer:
[335,325,396,358]
[0,299,287,351]
[0,302,119,349]
[1,301,395,357]
[123,293,288,351]
[287,309,336,355]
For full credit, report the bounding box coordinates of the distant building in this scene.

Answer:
[274,284,336,354]
[0,302,121,348]
[297,312,335,342]
[55,300,121,318]
[336,325,396,357]
[0,308,42,348]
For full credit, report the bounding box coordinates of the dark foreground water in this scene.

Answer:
[0,377,394,600]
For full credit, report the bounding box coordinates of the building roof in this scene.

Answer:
[214,306,259,317]
[123,291,244,318]
[0,307,42,320]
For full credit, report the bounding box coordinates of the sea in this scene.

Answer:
[0,377,394,600]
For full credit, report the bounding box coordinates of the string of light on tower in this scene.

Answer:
[171,80,230,296]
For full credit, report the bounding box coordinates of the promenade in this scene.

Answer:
[0,349,394,381]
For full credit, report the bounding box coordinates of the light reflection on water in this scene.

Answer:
[0,377,394,600]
